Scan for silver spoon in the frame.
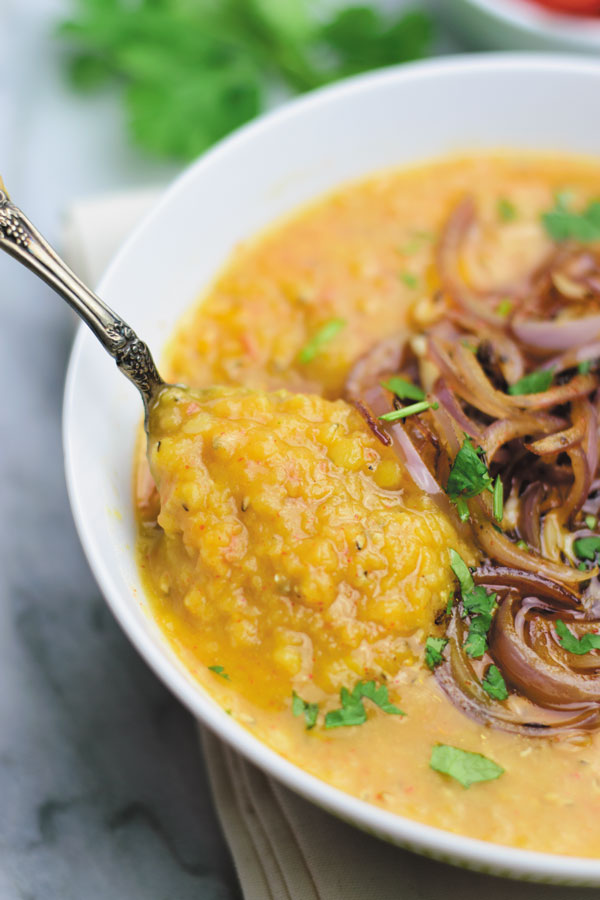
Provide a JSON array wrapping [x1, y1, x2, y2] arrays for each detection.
[[0, 185, 165, 426]]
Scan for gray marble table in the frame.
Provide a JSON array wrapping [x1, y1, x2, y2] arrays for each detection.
[[0, 0, 464, 896]]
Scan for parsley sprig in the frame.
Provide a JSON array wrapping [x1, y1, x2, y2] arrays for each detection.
[[59, 1, 433, 160], [208, 665, 230, 680]]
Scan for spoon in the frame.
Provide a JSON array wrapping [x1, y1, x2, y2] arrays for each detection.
[[0, 185, 165, 426]]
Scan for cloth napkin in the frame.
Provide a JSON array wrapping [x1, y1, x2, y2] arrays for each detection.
[[62, 188, 598, 900]]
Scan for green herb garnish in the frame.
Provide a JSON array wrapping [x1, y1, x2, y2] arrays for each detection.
[[579, 360, 593, 375], [424, 636, 448, 670], [400, 272, 418, 289], [493, 476, 503, 523], [292, 691, 319, 729], [516, 539, 529, 551], [208, 665, 230, 680], [585, 514, 597, 530], [59, 1, 433, 161], [446, 436, 493, 507], [378, 400, 438, 422], [298, 318, 346, 363], [449, 548, 474, 594], [481, 665, 509, 701], [543, 195, 600, 243], [429, 744, 504, 789], [380, 376, 425, 402], [462, 585, 497, 617], [555, 620, 600, 656], [497, 198, 517, 223], [496, 298, 513, 318], [325, 679, 405, 729], [573, 536, 600, 561], [508, 368, 554, 396], [463, 614, 492, 659]]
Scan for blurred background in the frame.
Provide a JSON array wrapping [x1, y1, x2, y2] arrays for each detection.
[[0, 1, 598, 898]]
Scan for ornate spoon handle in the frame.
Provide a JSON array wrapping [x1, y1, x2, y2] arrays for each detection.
[[0, 188, 164, 418]]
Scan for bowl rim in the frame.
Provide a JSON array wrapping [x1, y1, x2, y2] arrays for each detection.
[[455, 0, 600, 40], [63, 52, 600, 882]]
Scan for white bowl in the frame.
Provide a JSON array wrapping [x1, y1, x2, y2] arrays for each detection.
[[448, 0, 600, 53], [64, 54, 600, 885]]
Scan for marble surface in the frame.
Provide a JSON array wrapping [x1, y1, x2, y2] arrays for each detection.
[[0, 1, 463, 897]]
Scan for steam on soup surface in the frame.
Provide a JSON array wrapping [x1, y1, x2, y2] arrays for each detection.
[[136, 154, 600, 856]]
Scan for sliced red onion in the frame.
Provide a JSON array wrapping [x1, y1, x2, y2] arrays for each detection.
[[512, 314, 600, 352]]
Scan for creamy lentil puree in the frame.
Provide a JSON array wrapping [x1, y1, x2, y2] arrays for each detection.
[[137, 154, 600, 856]]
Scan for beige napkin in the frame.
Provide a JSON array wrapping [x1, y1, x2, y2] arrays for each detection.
[[63, 188, 598, 900]]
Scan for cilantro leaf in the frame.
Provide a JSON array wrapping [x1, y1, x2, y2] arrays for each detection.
[[579, 360, 593, 375], [481, 665, 509, 701], [462, 586, 497, 617], [507, 368, 554, 396], [464, 613, 492, 658], [543, 196, 600, 243], [298, 318, 346, 363], [496, 298, 513, 318], [59, 1, 433, 161], [555, 620, 600, 656], [380, 376, 425, 402], [449, 549, 474, 594], [208, 665, 230, 680], [446, 436, 493, 502], [430, 744, 504, 788], [400, 271, 418, 289], [325, 679, 404, 728], [424, 636, 448, 670], [497, 197, 517, 222], [292, 691, 319, 729], [573, 536, 600, 561]]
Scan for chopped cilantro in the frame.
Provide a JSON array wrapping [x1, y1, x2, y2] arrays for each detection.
[[462, 585, 497, 617], [455, 497, 470, 522], [573, 536, 600, 561], [516, 539, 529, 551], [380, 376, 425, 402], [555, 620, 600, 656], [298, 318, 346, 363], [579, 360, 593, 375], [424, 636, 448, 670], [400, 271, 418, 288], [481, 665, 509, 701], [585, 515, 597, 530], [208, 665, 230, 680], [508, 368, 554, 396], [325, 679, 405, 729], [58, 2, 434, 161], [292, 691, 319, 729], [429, 744, 504, 788], [493, 476, 503, 523], [543, 196, 600, 243], [446, 436, 493, 504], [446, 592, 454, 615], [463, 615, 492, 658], [378, 400, 438, 421], [496, 298, 513, 318], [449, 549, 474, 594], [497, 197, 517, 223]]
